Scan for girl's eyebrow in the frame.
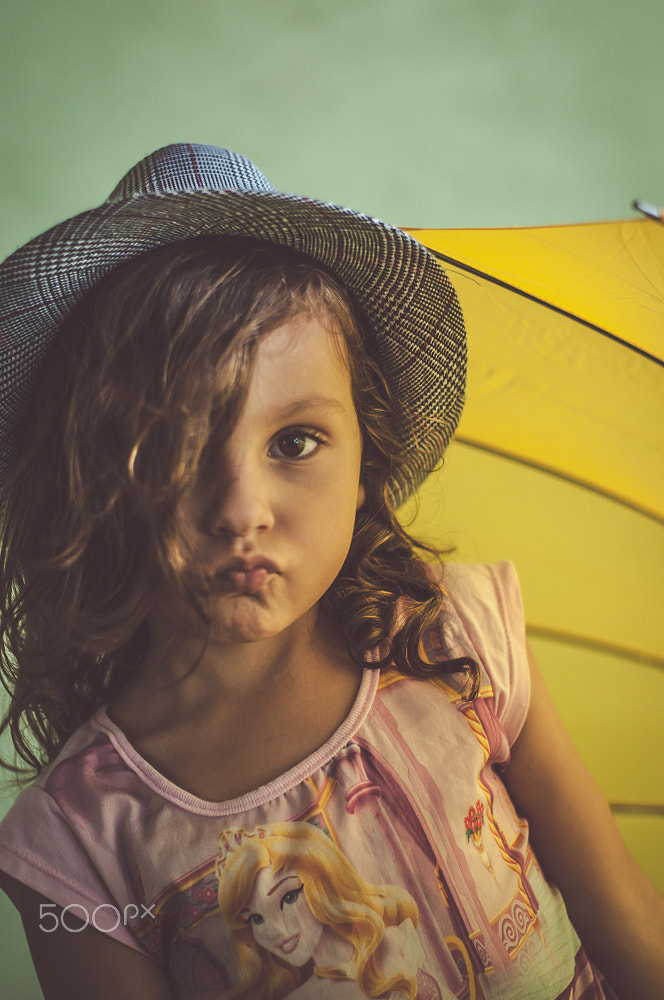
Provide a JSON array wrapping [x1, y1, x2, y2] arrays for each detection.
[[277, 396, 349, 419]]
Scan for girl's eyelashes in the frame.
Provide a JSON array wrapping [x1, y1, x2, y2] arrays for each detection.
[[195, 426, 326, 485], [267, 428, 326, 460]]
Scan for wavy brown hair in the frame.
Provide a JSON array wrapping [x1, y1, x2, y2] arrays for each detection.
[[0, 237, 477, 779]]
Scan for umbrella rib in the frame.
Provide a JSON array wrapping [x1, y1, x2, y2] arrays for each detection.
[[525, 623, 664, 672], [455, 436, 663, 527], [609, 802, 664, 816], [430, 250, 664, 369]]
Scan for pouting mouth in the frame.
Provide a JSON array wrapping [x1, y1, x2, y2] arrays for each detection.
[[216, 555, 280, 576], [213, 564, 279, 595]]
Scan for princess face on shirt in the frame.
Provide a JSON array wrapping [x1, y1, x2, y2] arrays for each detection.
[[239, 865, 326, 967], [217, 821, 423, 999]]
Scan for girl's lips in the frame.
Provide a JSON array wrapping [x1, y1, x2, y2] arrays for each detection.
[[277, 932, 301, 955], [210, 555, 280, 595], [218, 566, 275, 594]]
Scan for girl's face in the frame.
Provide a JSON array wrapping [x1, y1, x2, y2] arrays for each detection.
[[169, 314, 365, 644], [240, 864, 323, 966]]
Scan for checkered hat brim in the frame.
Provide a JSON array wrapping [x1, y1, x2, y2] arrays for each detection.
[[0, 143, 466, 506]]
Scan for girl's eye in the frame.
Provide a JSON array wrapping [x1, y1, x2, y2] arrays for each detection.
[[247, 912, 265, 926], [268, 431, 323, 460], [280, 885, 304, 909]]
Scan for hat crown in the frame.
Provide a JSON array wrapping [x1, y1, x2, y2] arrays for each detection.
[[106, 143, 276, 202], [0, 141, 465, 504]]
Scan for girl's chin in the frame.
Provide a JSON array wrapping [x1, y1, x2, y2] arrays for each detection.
[[206, 595, 302, 646], [149, 580, 327, 648]]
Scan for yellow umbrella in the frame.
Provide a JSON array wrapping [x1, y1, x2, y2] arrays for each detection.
[[399, 217, 664, 891]]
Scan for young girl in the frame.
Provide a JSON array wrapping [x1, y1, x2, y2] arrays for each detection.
[[0, 143, 661, 1000]]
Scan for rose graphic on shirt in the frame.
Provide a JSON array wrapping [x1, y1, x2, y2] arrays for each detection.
[[464, 800, 495, 878]]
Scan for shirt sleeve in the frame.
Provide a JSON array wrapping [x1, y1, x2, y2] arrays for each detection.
[[0, 783, 144, 952], [443, 560, 531, 746]]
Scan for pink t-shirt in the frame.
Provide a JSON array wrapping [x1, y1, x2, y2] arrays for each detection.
[[0, 562, 617, 999]]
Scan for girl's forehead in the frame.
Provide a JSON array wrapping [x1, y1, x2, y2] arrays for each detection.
[[256, 312, 350, 368], [248, 316, 356, 408]]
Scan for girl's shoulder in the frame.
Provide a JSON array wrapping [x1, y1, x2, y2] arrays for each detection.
[[4, 711, 109, 796], [433, 560, 528, 706], [433, 559, 524, 639], [380, 560, 530, 747]]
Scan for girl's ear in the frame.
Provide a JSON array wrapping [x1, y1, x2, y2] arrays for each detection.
[[356, 482, 366, 510]]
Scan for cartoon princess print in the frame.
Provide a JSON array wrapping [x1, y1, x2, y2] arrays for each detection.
[[216, 821, 429, 999]]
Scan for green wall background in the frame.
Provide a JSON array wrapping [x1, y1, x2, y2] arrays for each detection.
[[1, 1, 662, 995]]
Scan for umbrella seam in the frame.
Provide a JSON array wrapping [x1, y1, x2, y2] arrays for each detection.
[[525, 624, 664, 672], [429, 249, 664, 369], [609, 803, 664, 816], [454, 437, 663, 527]]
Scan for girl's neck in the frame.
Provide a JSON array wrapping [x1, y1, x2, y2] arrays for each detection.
[[107, 607, 363, 802], [136, 603, 343, 701]]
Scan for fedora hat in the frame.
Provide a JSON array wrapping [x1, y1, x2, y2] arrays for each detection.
[[0, 143, 466, 505]]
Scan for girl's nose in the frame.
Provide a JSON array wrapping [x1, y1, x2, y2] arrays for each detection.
[[204, 460, 275, 539]]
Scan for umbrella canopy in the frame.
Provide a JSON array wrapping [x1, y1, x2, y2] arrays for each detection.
[[399, 218, 664, 892]]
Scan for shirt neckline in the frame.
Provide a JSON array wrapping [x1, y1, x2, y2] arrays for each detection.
[[92, 667, 379, 817]]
